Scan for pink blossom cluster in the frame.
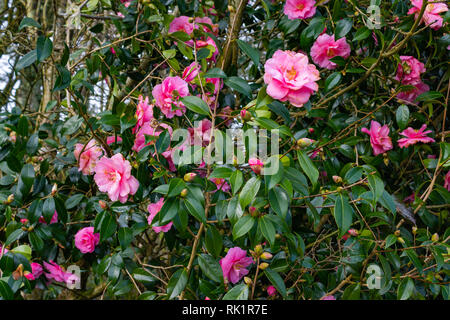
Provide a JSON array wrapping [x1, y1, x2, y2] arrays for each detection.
[[395, 56, 429, 102], [310, 34, 351, 70], [407, 0, 448, 30]]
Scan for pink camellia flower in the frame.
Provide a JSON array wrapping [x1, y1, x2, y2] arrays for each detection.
[[249, 158, 264, 175], [310, 34, 351, 70], [94, 154, 139, 203], [152, 76, 189, 118], [398, 124, 435, 148], [407, 0, 448, 30], [44, 261, 78, 284], [444, 171, 450, 191], [267, 285, 277, 297], [147, 198, 173, 233], [361, 120, 393, 156], [395, 56, 426, 85], [25, 262, 44, 281], [0, 246, 8, 257], [194, 17, 219, 35], [39, 211, 58, 224], [284, 0, 317, 20], [342, 229, 358, 240], [321, 295, 336, 300], [264, 50, 320, 107], [182, 62, 200, 82], [169, 16, 194, 34], [74, 139, 103, 175], [132, 122, 173, 152], [20, 218, 28, 224], [74, 227, 100, 254], [188, 119, 213, 147], [205, 297, 211, 300], [211, 178, 231, 193], [195, 37, 219, 62], [206, 77, 223, 95], [396, 81, 430, 102], [219, 247, 253, 284], [106, 136, 123, 145], [134, 95, 154, 132]]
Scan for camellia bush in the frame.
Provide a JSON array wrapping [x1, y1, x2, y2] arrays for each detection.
[[0, 0, 449, 300]]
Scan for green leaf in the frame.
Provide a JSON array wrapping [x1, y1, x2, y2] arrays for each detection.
[[335, 18, 353, 39], [204, 67, 227, 79], [224, 77, 252, 97], [385, 234, 397, 249], [36, 36, 53, 62], [184, 197, 206, 223], [167, 178, 186, 198], [259, 216, 276, 246], [415, 91, 444, 102], [236, 39, 260, 66], [334, 194, 353, 237], [42, 197, 56, 223], [16, 50, 37, 70], [205, 226, 223, 257], [181, 96, 210, 115], [0, 281, 14, 300], [19, 17, 41, 30], [232, 215, 255, 240], [405, 249, 423, 274], [268, 186, 289, 218], [53, 65, 71, 91], [229, 170, 243, 194], [28, 232, 44, 253], [324, 72, 342, 92], [118, 227, 133, 250], [5, 229, 26, 246], [297, 150, 319, 186], [353, 26, 371, 41], [222, 283, 249, 300], [239, 177, 261, 208], [264, 268, 287, 298], [26, 133, 39, 155], [368, 174, 384, 203], [96, 211, 117, 242], [396, 105, 409, 130], [397, 278, 414, 300], [65, 194, 84, 209], [198, 254, 223, 283], [167, 269, 188, 299], [209, 167, 234, 179]]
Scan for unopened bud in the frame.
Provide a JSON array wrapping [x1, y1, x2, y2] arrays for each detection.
[[228, 5, 235, 12], [99, 200, 107, 210], [348, 229, 358, 236], [51, 183, 58, 196], [336, 186, 343, 193], [184, 172, 197, 182], [296, 138, 314, 148], [308, 128, 314, 134], [249, 206, 258, 217], [412, 226, 417, 235], [180, 188, 188, 198], [332, 175, 343, 183], [259, 262, 269, 270], [394, 230, 401, 237], [397, 236, 405, 244], [275, 234, 281, 239], [4, 194, 14, 204], [20, 218, 28, 224], [261, 252, 273, 260], [240, 109, 252, 122], [244, 277, 252, 286], [431, 233, 439, 242], [9, 131, 16, 143], [254, 244, 263, 256], [383, 156, 389, 166]]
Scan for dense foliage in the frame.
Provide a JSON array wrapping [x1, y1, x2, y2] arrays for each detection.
[[0, 0, 449, 300]]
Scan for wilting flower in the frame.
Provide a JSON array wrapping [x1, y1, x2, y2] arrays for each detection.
[[74, 140, 103, 175], [396, 81, 429, 102], [361, 121, 393, 156], [135, 95, 154, 132], [153, 76, 189, 118], [445, 171, 450, 191], [75, 227, 100, 254], [147, 198, 173, 233], [395, 56, 426, 85], [267, 285, 277, 297], [169, 16, 194, 34], [398, 124, 435, 148], [407, 0, 448, 30], [25, 262, 44, 281], [94, 154, 139, 203], [310, 34, 351, 70], [182, 62, 200, 82], [39, 211, 58, 224], [284, 0, 317, 20], [220, 247, 253, 284], [249, 158, 264, 175], [264, 50, 320, 107], [44, 261, 77, 284]]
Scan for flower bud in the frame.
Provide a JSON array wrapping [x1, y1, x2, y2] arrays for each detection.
[[394, 230, 401, 237], [240, 109, 252, 122], [261, 252, 273, 260], [9, 131, 16, 143], [332, 175, 343, 183], [99, 200, 108, 210], [348, 229, 358, 236], [184, 172, 197, 182], [180, 188, 188, 198], [431, 233, 439, 242], [244, 277, 252, 286], [20, 218, 28, 224], [249, 206, 259, 217], [308, 128, 315, 134], [397, 236, 405, 244], [296, 138, 314, 148], [259, 262, 269, 270], [254, 244, 263, 256], [51, 183, 58, 196], [275, 233, 281, 239], [412, 226, 417, 235], [336, 186, 343, 193], [4, 194, 14, 204]]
